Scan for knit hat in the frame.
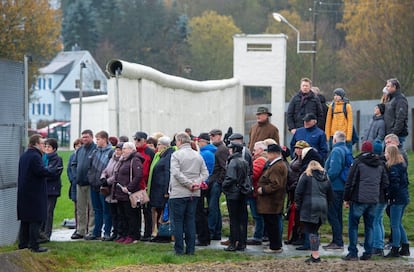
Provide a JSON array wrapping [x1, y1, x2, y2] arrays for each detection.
[[361, 141, 373, 153], [294, 140, 310, 149], [333, 88, 346, 99], [376, 103, 385, 115], [109, 136, 118, 146], [373, 140, 383, 155]]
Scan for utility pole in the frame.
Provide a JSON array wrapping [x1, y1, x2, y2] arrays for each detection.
[[311, 1, 318, 84]]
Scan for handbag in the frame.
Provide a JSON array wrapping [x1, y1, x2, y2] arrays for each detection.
[[130, 190, 150, 208], [127, 159, 150, 208]]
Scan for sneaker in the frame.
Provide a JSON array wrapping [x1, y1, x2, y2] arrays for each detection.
[[102, 235, 112, 242], [342, 253, 358, 261], [360, 253, 372, 261], [322, 243, 343, 250], [224, 245, 237, 252], [123, 236, 138, 244], [84, 234, 98, 240], [115, 236, 126, 243], [372, 248, 384, 257], [246, 239, 262, 246], [70, 233, 84, 240], [305, 255, 321, 263], [263, 248, 283, 254]]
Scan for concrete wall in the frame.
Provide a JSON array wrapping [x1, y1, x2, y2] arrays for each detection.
[[70, 95, 109, 139]]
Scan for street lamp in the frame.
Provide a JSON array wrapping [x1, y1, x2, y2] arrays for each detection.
[[272, 12, 317, 81], [78, 62, 86, 136]]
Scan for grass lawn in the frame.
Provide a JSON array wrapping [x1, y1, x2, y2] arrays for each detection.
[[0, 150, 412, 271]]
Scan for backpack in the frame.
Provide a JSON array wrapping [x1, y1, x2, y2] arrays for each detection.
[[331, 101, 359, 145], [337, 146, 354, 182]]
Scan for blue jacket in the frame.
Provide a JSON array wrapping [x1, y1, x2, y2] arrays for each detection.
[[200, 143, 217, 181], [387, 163, 409, 205], [325, 142, 348, 191], [67, 151, 77, 201], [290, 125, 328, 160], [71, 142, 97, 186]]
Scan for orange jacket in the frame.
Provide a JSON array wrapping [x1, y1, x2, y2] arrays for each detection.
[[325, 101, 353, 142]]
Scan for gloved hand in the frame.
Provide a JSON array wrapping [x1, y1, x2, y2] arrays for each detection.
[[100, 178, 108, 187]]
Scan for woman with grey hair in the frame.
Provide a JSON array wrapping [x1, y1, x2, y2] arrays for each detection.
[[148, 136, 176, 241], [113, 141, 145, 244]]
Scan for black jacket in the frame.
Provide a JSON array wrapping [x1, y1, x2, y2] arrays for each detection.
[[344, 152, 389, 204], [383, 90, 408, 137], [222, 153, 248, 200], [210, 141, 229, 183], [287, 91, 323, 131], [295, 169, 333, 224]]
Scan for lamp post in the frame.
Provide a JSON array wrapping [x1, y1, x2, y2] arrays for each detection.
[[78, 62, 86, 136], [272, 12, 317, 82]]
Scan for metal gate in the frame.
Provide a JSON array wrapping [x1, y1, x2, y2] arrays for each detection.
[[0, 59, 24, 246]]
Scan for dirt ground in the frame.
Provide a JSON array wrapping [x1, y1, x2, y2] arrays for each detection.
[[108, 259, 414, 272]]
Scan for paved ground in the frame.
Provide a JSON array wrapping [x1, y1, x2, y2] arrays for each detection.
[[51, 228, 414, 260]]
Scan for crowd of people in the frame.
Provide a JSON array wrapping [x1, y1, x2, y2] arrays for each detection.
[[17, 77, 410, 262]]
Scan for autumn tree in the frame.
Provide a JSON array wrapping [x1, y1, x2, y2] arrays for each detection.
[[0, 0, 61, 81], [187, 10, 241, 80], [61, 0, 99, 52], [338, 0, 414, 98]]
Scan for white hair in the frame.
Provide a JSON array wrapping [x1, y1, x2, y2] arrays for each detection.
[[123, 142, 136, 150]]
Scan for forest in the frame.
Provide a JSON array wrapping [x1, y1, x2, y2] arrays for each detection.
[[1, 0, 413, 100]]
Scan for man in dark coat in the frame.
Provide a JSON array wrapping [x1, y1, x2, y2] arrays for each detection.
[[383, 78, 408, 147], [287, 78, 324, 134], [17, 134, 58, 253]]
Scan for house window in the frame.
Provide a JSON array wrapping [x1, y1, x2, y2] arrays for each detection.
[[42, 104, 46, 115], [42, 78, 46, 90], [37, 103, 41, 115], [31, 103, 35, 115], [46, 104, 52, 116], [93, 80, 100, 89], [75, 79, 80, 89], [38, 78, 42, 90], [48, 78, 52, 90]]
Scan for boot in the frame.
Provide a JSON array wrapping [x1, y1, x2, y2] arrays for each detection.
[[384, 247, 400, 258], [399, 243, 410, 256]]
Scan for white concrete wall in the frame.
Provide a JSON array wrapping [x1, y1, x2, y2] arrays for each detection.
[[105, 60, 242, 140], [69, 34, 288, 147], [70, 95, 109, 139]]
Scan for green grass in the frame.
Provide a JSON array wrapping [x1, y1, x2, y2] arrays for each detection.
[[0, 151, 413, 271]]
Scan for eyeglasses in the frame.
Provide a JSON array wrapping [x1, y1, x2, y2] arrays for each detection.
[[134, 138, 142, 142]]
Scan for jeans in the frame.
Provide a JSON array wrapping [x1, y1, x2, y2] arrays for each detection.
[[227, 197, 248, 247], [348, 202, 375, 256], [208, 182, 222, 239], [90, 189, 112, 237], [372, 203, 387, 249], [327, 190, 344, 246], [247, 198, 264, 241], [170, 197, 199, 255], [390, 204, 408, 247]]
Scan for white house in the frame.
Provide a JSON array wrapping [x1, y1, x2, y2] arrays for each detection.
[[30, 50, 107, 126]]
